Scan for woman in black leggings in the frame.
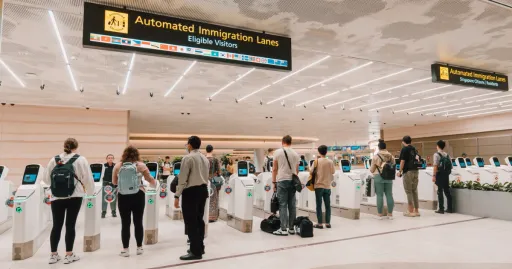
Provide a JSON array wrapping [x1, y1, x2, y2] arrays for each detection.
[[113, 146, 156, 257], [43, 138, 95, 265]]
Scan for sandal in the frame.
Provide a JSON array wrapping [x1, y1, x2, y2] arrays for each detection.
[[314, 224, 324, 229], [403, 211, 416, 217]]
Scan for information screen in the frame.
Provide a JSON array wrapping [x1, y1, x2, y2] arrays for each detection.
[[492, 157, 501, 167], [431, 63, 508, 91], [458, 158, 467, 168], [465, 158, 472, 166], [173, 163, 181, 175], [238, 161, 249, 177], [395, 158, 400, 171], [238, 169, 248, 177], [146, 163, 158, 178], [341, 160, 351, 173], [92, 172, 101, 182], [83, 2, 292, 71], [90, 164, 103, 183], [22, 165, 40, 185], [476, 158, 485, 167], [452, 159, 458, 167]]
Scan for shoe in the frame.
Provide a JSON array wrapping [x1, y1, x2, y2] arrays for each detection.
[[136, 247, 144, 255], [112, 211, 117, 218], [273, 229, 288, 236], [180, 253, 202, 261], [374, 215, 384, 220], [314, 224, 324, 229], [120, 249, 130, 257], [101, 211, 106, 219], [288, 228, 296, 235], [187, 249, 205, 255], [325, 224, 332, 228], [446, 209, 453, 213], [435, 210, 445, 214], [403, 212, 416, 217], [63, 254, 80, 264], [387, 215, 394, 220], [49, 254, 61, 264]]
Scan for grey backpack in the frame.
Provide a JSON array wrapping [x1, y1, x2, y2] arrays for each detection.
[[118, 162, 140, 195]]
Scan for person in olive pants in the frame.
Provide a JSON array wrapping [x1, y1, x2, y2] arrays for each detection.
[[370, 140, 395, 219]]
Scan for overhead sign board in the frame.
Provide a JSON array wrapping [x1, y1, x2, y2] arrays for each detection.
[[83, 2, 292, 71], [431, 63, 509, 91]]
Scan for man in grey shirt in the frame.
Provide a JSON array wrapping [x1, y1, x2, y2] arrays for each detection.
[[432, 140, 453, 214], [272, 135, 300, 236], [174, 136, 209, 260]]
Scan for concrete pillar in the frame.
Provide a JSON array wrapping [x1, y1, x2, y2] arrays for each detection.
[[253, 149, 265, 173]]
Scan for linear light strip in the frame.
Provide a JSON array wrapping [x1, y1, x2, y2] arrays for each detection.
[[238, 56, 330, 102], [372, 77, 431, 95], [209, 68, 255, 99], [0, 59, 26, 87], [461, 92, 500, 100], [483, 99, 512, 106], [122, 53, 136, 95], [393, 102, 446, 113], [425, 105, 481, 116], [269, 61, 374, 104], [368, 99, 420, 111], [410, 85, 451, 96], [308, 62, 374, 88], [447, 107, 498, 116], [325, 94, 370, 108], [49, 10, 78, 91], [458, 108, 512, 118], [267, 88, 307, 104], [349, 97, 399, 110], [342, 68, 413, 91], [466, 93, 512, 104], [422, 87, 473, 100], [408, 103, 462, 114], [164, 60, 196, 97], [296, 91, 340, 107]]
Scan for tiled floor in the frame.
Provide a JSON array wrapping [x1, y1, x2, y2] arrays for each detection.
[[0, 205, 511, 269]]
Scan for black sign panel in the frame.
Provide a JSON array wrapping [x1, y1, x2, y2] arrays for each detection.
[[431, 63, 509, 91], [83, 2, 292, 71]]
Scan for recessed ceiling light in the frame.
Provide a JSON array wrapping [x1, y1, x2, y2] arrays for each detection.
[[325, 94, 369, 108], [49, 10, 77, 91], [368, 99, 420, 111], [483, 99, 512, 106], [372, 77, 431, 95], [466, 93, 512, 103], [0, 59, 26, 87], [425, 105, 481, 116], [408, 103, 462, 114], [460, 92, 500, 100], [164, 61, 197, 97], [296, 91, 340, 107], [411, 85, 451, 96], [447, 107, 498, 116], [458, 108, 512, 118], [342, 68, 413, 92], [422, 87, 473, 100], [122, 53, 136, 95], [393, 102, 446, 113], [208, 68, 255, 100], [349, 97, 399, 110]]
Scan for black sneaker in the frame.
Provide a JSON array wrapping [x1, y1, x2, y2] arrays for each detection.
[[101, 211, 106, 219], [446, 209, 453, 214], [435, 210, 445, 214], [112, 211, 117, 218]]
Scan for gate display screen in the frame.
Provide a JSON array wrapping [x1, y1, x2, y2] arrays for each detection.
[[452, 159, 458, 167], [492, 157, 501, 167], [457, 158, 466, 168], [341, 160, 351, 173], [83, 2, 292, 71], [395, 158, 400, 170], [476, 158, 485, 167], [146, 163, 158, 178], [0, 166, 3, 178], [238, 162, 248, 177], [22, 165, 40, 185], [508, 157, 512, 165], [465, 158, 472, 166], [90, 164, 103, 183], [173, 162, 181, 176]]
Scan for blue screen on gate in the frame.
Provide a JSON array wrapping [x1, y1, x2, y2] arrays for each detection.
[[150, 170, 157, 178], [238, 169, 248, 177], [477, 159, 485, 167], [23, 174, 36, 184], [299, 165, 305, 172], [174, 169, 180, 175], [493, 157, 501, 167], [92, 172, 101, 182], [452, 160, 457, 167]]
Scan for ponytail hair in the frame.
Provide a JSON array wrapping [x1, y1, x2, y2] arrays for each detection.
[[378, 139, 386, 150], [64, 138, 79, 154]]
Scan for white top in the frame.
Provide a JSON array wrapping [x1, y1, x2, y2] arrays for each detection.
[[162, 162, 171, 176], [43, 153, 95, 200], [273, 147, 300, 182]]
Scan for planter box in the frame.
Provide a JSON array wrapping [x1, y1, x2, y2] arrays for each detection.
[[452, 188, 512, 221]]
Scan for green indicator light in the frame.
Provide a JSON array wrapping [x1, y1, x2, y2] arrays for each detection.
[[87, 202, 93, 209], [247, 192, 252, 197], [15, 207, 22, 213], [148, 199, 154, 205]]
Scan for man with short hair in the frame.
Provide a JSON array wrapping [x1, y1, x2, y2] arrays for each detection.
[[397, 135, 420, 217], [102, 154, 117, 218], [162, 156, 172, 183], [174, 136, 209, 260], [432, 140, 453, 214], [272, 135, 300, 236]]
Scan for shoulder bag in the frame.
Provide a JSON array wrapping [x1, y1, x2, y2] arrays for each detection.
[[283, 148, 302, 193], [306, 159, 317, 191]]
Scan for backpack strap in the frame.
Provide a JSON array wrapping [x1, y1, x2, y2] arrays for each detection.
[[376, 154, 383, 175]]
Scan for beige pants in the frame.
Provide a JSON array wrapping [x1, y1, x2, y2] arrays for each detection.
[[403, 170, 419, 209]]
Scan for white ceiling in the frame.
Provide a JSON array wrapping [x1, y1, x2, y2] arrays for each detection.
[[0, 0, 511, 146]]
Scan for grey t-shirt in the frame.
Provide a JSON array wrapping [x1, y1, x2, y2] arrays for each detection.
[[433, 150, 448, 166], [273, 147, 300, 181]]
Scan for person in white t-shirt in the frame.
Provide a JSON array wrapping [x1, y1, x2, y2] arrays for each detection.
[[272, 135, 300, 236], [162, 156, 172, 182]]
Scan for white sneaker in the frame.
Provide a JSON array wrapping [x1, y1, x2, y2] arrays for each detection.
[[387, 215, 394, 220], [120, 249, 130, 257], [288, 228, 296, 235], [63, 254, 80, 264], [374, 215, 384, 220], [49, 254, 61, 264], [136, 247, 144, 255], [273, 229, 288, 236]]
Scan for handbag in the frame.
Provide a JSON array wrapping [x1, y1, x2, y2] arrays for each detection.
[[306, 159, 317, 191], [170, 174, 179, 193], [210, 158, 224, 188], [270, 192, 279, 214], [283, 148, 302, 193]]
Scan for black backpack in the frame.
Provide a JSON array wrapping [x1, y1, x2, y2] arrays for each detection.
[[260, 214, 281, 233], [437, 153, 452, 175], [376, 154, 395, 180], [170, 174, 179, 193], [50, 155, 82, 198], [407, 147, 422, 170], [294, 216, 314, 238], [270, 192, 279, 214]]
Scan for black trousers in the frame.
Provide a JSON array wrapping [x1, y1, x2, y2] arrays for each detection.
[[118, 190, 145, 248], [436, 174, 452, 211], [182, 184, 208, 256], [50, 197, 83, 252]]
